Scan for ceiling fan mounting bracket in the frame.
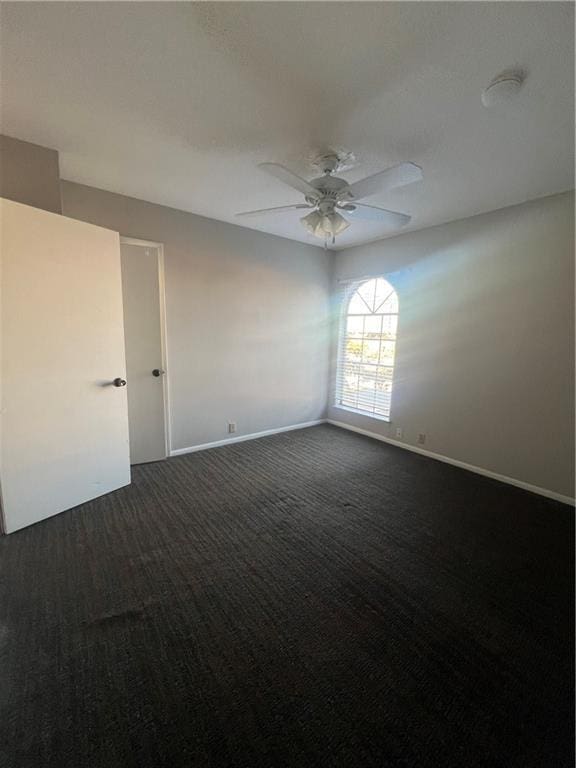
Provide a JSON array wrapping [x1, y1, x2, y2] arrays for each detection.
[[310, 149, 355, 176]]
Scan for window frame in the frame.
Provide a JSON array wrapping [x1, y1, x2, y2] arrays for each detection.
[[334, 277, 399, 423]]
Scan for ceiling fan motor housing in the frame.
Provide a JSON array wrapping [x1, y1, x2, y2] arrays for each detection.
[[306, 175, 350, 211]]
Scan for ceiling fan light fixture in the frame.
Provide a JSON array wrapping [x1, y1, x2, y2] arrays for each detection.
[[300, 210, 323, 236], [322, 211, 350, 236], [301, 210, 350, 239]]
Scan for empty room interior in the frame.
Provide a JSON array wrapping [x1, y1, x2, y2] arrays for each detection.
[[0, 2, 574, 767]]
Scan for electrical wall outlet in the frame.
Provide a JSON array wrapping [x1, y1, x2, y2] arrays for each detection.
[[395, 427, 403, 439], [228, 422, 237, 434], [417, 432, 426, 445]]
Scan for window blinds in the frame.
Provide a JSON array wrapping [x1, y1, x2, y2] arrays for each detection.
[[334, 277, 398, 421]]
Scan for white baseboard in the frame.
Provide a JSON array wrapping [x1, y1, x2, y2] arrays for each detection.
[[170, 419, 327, 457], [327, 419, 575, 507], [170, 416, 574, 506]]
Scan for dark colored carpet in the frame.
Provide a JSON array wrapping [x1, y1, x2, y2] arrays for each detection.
[[0, 424, 573, 768]]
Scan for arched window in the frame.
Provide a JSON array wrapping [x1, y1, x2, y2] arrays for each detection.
[[335, 277, 399, 420]]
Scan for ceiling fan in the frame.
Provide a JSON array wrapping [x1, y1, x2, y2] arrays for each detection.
[[236, 152, 423, 245]]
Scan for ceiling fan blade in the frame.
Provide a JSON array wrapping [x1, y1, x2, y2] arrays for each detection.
[[340, 203, 411, 227], [258, 163, 320, 198], [236, 203, 313, 218], [346, 162, 423, 201]]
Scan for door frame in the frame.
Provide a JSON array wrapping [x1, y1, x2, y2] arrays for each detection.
[[120, 237, 172, 459]]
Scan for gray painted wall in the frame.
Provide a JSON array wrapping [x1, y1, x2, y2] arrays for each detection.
[[0, 134, 61, 213], [7, 127, 569, 497], [61, 181, 332, 452], [328, 192, 575, 498]]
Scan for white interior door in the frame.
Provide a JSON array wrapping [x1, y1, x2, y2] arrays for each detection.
[[0, 198, 131, 533], [120, 240, 169, 464]]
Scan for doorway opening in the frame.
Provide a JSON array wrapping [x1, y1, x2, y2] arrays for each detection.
[[120, 237, 171, 464]]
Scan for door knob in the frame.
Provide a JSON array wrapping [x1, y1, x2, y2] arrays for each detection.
[[113, 378, 127, 387], [152, 369, 165, 377]]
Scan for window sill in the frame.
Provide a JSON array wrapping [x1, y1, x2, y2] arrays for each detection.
[[332, 405, 391, 423]]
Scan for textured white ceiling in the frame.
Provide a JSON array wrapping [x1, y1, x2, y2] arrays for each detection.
[[1, 2, 573, 249]]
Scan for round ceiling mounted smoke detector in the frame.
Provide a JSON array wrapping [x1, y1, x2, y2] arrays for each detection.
[[481, 71, 525, 108]]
